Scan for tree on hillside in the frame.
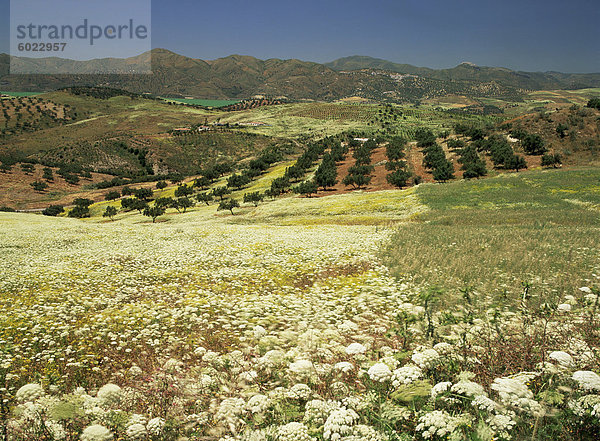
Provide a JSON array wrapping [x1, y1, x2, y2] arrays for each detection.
[[386, 137, 407, 161], [212, 186, 231, 201], [227, 173, 251, 190], [243, 192, 264, 207], [156, 180, 168, 190], [68, 198, 93, 218], [173, 197, 194, 213], [218, 198, 240, 215], [587, 98, 600, 110], [507, 155, 527, 172], [174, 184, 193, 197], [556, 123, 569, 139], [415, 128, 436, 147], [42, 167, 54, 181], [143, 205, 166, 223], [103, 206, 118, 221], [192, 177, 210, 190], [105, 190, 121, 201], [196, 192, 213, 205], [521, 134, 547, 155], [343, 172, 372, 189], [314, 156, 337, 190], [541, 153, 562, 168], [134, 188, 154, 200], [42, 205, 64, 217], [432, 160, 455, 182], [386, 169, 412, 188], [293, 180, 318, 197], [30, 180, 48, 192]]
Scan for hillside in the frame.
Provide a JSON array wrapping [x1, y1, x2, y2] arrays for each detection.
[[3, 49, 600, 103], [326, 55, 600, 90]]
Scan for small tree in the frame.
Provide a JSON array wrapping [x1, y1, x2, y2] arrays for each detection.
[[432, 160, 455, 182], [293, 180, 319, 197], [556, 123, 569, 139], [541, 153, 562, 168], [212, 186, 231, 201], [314, 156, 338, 190], [386, 169, 412, 188], [196, 192, 213, 205], [522, 134, 547, 155], [42, 205, 64, 216], [143, 205, 166, 223], [243, 192, 264, 207], [156, 180, 168, 190], [42, 167, 54, 181], [174, 197, 194, 213], [507, 154, 527, 172], [103, 206, 118, 220], [174, 184, 193, 197], [218, 198, 240, 215], [20, 163, 34, 175], [134, 188, 154, 200], [105, 190, 121, 201], [227, 173, 251, 190], [192, 176, 210, 190], [30, 180, 48, 192], [587, 98, 600, 110]]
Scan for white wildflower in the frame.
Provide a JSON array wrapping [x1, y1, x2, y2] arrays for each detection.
[[573, 371, 600, 391], [392, 365, 422, 387], [345, 343, 367, 355], [15, 383, 44, 403], [323, 407, 359, 440], [80, 424, 113, 441], [367, 363, 392, 382]]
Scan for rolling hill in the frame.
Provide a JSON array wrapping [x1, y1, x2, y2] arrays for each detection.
[[326, 55, 600, 90], [3, 49, 599, 102]]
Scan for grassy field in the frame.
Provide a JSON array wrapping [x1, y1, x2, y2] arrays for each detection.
[[2, 167, 600, 440], [384, 167, 600, 304], [0, 91, 43, 97]]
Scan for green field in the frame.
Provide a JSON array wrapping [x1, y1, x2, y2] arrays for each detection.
[[384, 167, 600, 304], [0, 91, 43, 97]]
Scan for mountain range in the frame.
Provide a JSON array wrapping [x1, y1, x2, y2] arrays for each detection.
[[2, 49, 599, 102]]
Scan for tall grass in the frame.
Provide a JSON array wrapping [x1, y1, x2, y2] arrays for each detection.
[[383, 168, 600, 304]]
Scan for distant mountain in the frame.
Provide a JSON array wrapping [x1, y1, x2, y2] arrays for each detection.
[[1, 50, 599, 102], [326, 55, 600, 90]]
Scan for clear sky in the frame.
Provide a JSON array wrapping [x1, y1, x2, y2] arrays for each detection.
[[1, 0, 598, 72]]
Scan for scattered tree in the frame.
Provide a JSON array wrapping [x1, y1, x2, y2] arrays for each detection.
[[243, 192, 264, 206], [103, 206, 118, 220], [293, 180, 319, 197], [105, 191, 120, 201], [196, 192, 213, 205], [143, 205, 166, 223], [42, 205, 64, 216], [541, 153, 562, 168], [30, 180, 48, 192], [218, 198, 240, 215]]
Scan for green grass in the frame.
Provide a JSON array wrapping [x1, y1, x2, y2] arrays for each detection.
[[0, 91, 43, 97], [383, 167, 600, 304]]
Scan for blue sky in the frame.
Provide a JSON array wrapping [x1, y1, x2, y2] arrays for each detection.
[[1, 0, 599, 72]]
